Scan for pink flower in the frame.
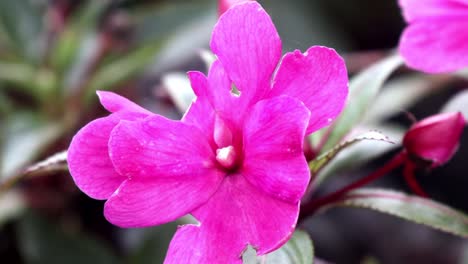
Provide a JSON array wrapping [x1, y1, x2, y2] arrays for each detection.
[[68, 2, 348, 263], [398, 0, 468, 73], [218, 0, 254, 16], [403, 112, 466, 167]]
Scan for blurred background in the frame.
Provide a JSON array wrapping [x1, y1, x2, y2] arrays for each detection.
[[0, 0, 467, 263]]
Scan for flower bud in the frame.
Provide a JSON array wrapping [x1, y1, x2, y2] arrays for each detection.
[[403, 112, 466, 167], [218, 0, 254, 16]]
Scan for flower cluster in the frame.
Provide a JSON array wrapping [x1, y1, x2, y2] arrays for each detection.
[[68, 2, 348, 263]]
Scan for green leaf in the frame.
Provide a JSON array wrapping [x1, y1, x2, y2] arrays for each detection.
[[0, 61, 36, 92], [243, 230, 314, 264], [86, 43, 162, 95], [334, 188, 468, 238], [310, 131, 394, 186], [0, 86, 13, 115], [321, 54, 403, 152], [0, 0, 44, 62], [364, 74, 445, 123], [441, 90, 468, 121], [16, 211, 118, 264]]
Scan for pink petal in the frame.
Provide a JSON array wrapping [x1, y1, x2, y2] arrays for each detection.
[[165, 174, 299, 263], [183, 60, 238, 143], [210, 2, 281, 103], [399, 18, 468, 73], [68, 93, 153, 199], [399, 0, 468, 22], [68, 116, 126, 200], [242, 96, 311, 203], [104, 176, 222, 228], [97, 91, 153, 115], [105, 115, 224, 227], [182, 97, 216, 147], [187, 60, 233, 115], [218, 0, 255, 16], [269, 46, 349, 134]]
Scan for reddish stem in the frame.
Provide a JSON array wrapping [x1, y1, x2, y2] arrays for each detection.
[[403, 161, 429, 198], [299, 151, 406, 221]]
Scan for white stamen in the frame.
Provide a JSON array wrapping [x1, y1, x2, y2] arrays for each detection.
[[216, 146, 236, 169]]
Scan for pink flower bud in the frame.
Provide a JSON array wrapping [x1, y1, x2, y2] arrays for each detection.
[[218, 0, 254, 16], [403, 112, 466, 167]]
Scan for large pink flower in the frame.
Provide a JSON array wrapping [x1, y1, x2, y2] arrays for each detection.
[[398, 0, 468, 73], [68, 2, 348, 263]]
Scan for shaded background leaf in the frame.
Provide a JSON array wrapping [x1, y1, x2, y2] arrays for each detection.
[[334, 188, 468, 237], [16, 211, 118, 264]]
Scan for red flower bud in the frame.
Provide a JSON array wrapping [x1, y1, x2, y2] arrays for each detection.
[[218, 0, 254, 16], [403, 112, 466, 167]]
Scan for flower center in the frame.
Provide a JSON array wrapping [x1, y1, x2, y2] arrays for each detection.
[[216, 145, 237, 170]]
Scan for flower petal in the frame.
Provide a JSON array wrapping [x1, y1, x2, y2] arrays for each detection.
[[242, 96, 310, 203], [210, 2, 281, 102], [399, 18, 468, 73], [97, 91, 153, 115], [399, 0, 468, 22], [68, 93, 153, 199], [182, 97, 216, 147], [68, 116, 126, 200], [106, 115, 224, 227], [104, 176, 222, 228], [165, 174, 299, 263], [187, 60, 234, 114], [269, 46, 348, 134], [183, 60, 240, 145]]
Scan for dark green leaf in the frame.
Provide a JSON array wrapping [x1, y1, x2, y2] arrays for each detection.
[[243, 230, 314, 264], [125, 221, 179, 264], [321, 54, 403, 152], [17, 211, 118, 264], [335, 188, 468, 237]]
